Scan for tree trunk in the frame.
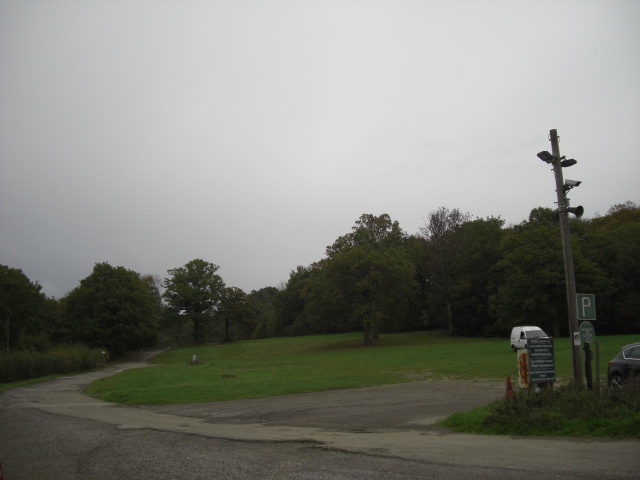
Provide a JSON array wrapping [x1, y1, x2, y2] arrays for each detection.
[[446, 299, 454, 335], [192, 317, 201, 344], [363, 322, 373, 346], [223, 317, 230, 343]]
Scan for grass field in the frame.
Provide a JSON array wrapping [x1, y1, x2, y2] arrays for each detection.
[[84, 331, 639, 405]]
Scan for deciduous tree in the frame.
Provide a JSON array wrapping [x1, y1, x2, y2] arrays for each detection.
[[490, 210, 608, 337], [163, 259, 225, 344], [64, 262, 159, 355], [248, 286, 280, 339], [449, 216, 505, 336], [217, 287, 253, 342], [580, 205, 640, 333], [306, 214, 416, 345], [418, 207, 471, 334], [274, 266, 312, 337], [0, 265, 49, 351]]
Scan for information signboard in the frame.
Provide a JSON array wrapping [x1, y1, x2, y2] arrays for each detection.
[[527, 337, 556, 384], [580, 321, 595, 343]]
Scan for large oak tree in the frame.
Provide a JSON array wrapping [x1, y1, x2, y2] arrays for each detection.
[[305, 214, 416, 346], [163, 259, 225, 344]]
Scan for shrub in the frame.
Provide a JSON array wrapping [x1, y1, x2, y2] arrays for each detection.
[[0, 345, 108, 382], [483, 381, 640, 437]]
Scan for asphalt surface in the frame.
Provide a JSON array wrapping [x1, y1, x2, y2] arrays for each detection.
[[1, 350, 639, 479]]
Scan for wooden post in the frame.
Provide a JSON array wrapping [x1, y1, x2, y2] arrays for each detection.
[[549, 129, 582, 383]]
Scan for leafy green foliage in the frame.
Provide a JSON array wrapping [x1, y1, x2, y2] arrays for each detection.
[[64, 262, 159, 356], [305, 214, 416, 344], [464, 380, 640, 437], [582, 222, 640, 333], [0, 344, 106, 382], [417, 207, 472, 334], [248, 286, 282, 338], [448, 217, 505, 336], [163, 259, 225, 344], [217, 287, 253, 342], [491, 222, 567, 335], [489, 211, 612, 337], [272, 267, 311, 337], [0, 265, 50, 350], [3, 202, 639, 350], [265, 204, 640, 341]]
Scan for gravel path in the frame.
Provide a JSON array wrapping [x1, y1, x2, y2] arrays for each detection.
[[146, 379, 503, 432]]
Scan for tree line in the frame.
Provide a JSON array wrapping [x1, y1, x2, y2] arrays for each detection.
[[1, 202, 638, 355]]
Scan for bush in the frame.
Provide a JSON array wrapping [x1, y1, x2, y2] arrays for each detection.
[[17, 332, 53, 353], [0, 345, 108, 382], [483, 380, 640, 437]]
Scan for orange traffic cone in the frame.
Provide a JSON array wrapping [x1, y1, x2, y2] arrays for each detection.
[[506, 375, 514, 399]]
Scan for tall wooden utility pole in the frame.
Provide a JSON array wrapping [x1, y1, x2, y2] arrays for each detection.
[[548, 129, 582, 383]]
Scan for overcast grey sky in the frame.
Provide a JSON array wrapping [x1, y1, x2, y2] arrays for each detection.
[[1, 0, 639, 299]]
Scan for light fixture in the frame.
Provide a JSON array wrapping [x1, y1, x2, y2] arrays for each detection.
[[537, 151, 555, 164], [561, 158, 577, 168]]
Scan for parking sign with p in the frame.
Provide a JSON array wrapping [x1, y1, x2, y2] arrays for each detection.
[[576, 293, 596, 321]]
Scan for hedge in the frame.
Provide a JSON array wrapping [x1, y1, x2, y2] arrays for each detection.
[[0, 345, 108, 382]]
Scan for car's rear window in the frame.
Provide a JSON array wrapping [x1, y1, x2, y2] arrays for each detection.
[[624, 346, 640, 359]]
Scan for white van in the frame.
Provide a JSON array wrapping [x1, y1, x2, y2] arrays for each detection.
[[510, 326, 548, 351]]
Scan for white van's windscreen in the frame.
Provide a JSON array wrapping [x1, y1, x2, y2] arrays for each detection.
[[527, 330, 546, 339]]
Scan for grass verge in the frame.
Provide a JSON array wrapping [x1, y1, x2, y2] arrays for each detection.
[[441, 379, 640, 438]]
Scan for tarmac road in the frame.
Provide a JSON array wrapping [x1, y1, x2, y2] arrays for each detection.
[[1, 351, 638, 479]]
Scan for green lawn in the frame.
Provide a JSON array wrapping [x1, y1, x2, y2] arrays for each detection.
[[84, 331, 638, 405]]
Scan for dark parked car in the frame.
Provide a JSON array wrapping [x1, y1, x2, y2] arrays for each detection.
[[608, 342, 640, 387]]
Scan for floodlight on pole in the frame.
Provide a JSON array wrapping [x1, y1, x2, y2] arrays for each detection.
[[537, 151, 555, 164]]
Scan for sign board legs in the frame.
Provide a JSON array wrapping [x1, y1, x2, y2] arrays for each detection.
[[584, 343, 593, 391]]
